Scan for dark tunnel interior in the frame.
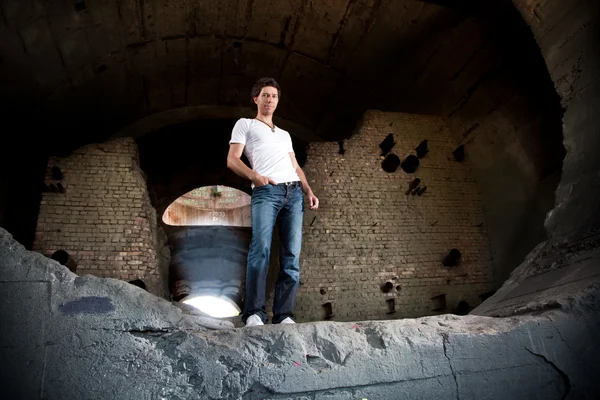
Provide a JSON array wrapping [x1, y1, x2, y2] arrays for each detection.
[[1, 0, 600, 398], [0, 0, 579, 318]]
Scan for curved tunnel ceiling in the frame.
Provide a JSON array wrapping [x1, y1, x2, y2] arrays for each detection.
[[0, 0, 540, 155]]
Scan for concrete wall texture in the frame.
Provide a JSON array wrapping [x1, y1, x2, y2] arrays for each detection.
[[514, 0, 600, 239], [32, 137, 167, 298], [2, 226, 599, 399], [471, 0, 600, 320]]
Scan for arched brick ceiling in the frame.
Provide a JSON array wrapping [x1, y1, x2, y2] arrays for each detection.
[[1, 0, 519, 154]]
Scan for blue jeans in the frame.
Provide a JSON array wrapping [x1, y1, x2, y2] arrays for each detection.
[[243, 182, 304, 324]]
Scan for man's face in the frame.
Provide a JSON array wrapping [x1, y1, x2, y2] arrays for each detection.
[[254, 86, 279, 115]]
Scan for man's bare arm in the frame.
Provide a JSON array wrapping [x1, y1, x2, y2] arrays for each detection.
[[290, 152, 319, 210], [227, 144, 276, 187]]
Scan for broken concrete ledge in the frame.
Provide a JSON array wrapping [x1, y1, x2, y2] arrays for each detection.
[[1, 227, 598, 399]]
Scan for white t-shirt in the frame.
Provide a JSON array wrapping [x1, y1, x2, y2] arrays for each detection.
[[229, 118, 300, 185]]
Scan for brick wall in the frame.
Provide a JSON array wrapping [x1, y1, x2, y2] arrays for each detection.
[[33, 137, 167, 298], [295, 111, 495, 322]]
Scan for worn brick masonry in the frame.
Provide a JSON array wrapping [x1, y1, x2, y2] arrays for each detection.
[[33, 138, 167, 298], [296, 111, 495, 322]]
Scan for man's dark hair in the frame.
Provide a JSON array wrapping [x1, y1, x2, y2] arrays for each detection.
[[251, 77, 281, 102]]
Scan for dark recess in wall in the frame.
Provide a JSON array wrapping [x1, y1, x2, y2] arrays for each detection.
[[465, 2, 566, 179], [0, 146, 47, 249]]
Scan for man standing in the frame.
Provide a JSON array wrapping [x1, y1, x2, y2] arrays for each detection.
[[227, 77, 319, 327]]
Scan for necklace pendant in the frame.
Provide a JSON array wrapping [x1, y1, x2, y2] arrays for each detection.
[[256, 117, 276, 132]]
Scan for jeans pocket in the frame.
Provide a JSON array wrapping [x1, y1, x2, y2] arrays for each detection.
[[253, 184, 269, 192]]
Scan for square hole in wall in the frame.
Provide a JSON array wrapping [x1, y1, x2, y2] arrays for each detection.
[[322, 302, 334, 320], [386, 298, 396, 314], [431, 294, 447, 311]]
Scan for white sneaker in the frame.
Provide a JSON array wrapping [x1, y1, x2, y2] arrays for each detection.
[[280, 317, 295, 324], [245, 314, 264, 327]]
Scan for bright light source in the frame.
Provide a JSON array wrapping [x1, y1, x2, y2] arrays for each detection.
[[181, 295, 241, 318]]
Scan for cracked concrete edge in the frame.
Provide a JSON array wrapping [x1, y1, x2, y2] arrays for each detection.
[[524, 348, 572, 398], [472, 231, 600, 317], [36, 309, 594, 399], [0, 227, 525, 335], [2, 227, 600, 399], [441, 332, 460, 400], [0, 227, 233, 332]]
